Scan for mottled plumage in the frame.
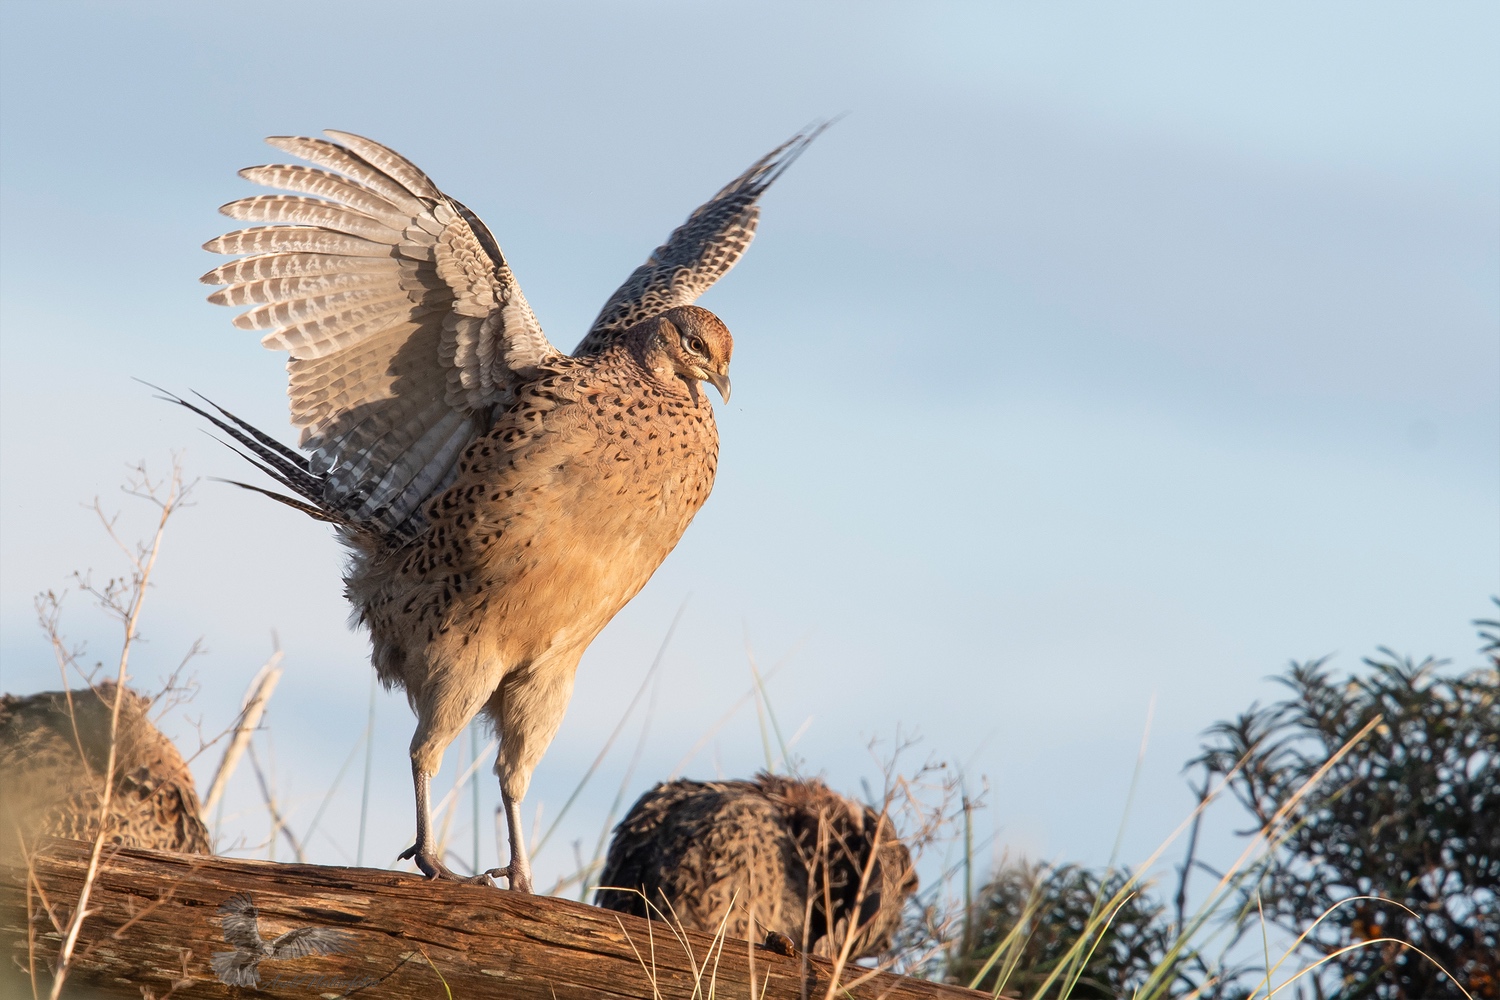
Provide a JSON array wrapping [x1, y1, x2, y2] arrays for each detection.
[[186, 127, 822, 891], [596, 774, 917, 960], [0, 685, 211, 861], [574, 124, 829, 355]]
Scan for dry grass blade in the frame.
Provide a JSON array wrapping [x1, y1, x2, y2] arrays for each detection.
[[1193, 714, 1385, 923], [1054, 697, 1156, 997], [433, 732, 500, 868], [1033, 887, 1139, 1000], [298, 720, 371, 857], [534, 599, 688, 860], [668, 633, 807, 780], [201, 650, 284, 818], [1266, 938, 1476, 1000], [963, 881, 1045, 992], [432, 737, 500, 824], [1250, 894, 1443, 998], [356, 669, 378, 866], [612, 886, 742, 1000], [1126, 714, 1390, 1000], [414, 943, 455, 1000], [820, 807, 886, 997], [246, 738, 303, 862], [580, 660, 665, 900], [46, 460, 191, 1000]]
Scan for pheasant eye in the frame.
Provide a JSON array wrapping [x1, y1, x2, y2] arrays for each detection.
[[689, 337, 705, 355]]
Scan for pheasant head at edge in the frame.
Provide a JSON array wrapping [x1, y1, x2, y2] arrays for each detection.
[[633, 306, 734, 403]]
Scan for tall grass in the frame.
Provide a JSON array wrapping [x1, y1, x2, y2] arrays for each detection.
[[20, 460, 196, 1000], [952, 711, 1479, 1000]]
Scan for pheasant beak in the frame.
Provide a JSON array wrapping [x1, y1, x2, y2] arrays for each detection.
[[706, 370, 732, 403]]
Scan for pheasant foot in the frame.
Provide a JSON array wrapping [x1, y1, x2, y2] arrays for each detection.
[[398, 844, 496, 885], [485, 862, 533, 894]]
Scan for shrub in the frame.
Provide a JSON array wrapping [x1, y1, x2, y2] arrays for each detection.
[[1191, 609, 1500, 999], [950, 860, 1195, 998]]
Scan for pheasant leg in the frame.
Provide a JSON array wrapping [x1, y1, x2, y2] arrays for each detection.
[[483, 654, 578, 894], [398, 765, 495, 885], [497, 789, 534, 893]]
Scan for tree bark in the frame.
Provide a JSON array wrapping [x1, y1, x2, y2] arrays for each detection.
[[1, 840, 982, 999]]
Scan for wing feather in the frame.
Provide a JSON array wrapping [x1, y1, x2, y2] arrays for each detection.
[[238, 164, 411, 226], [202, 131, 560, 536], [204, 226, 393, 258], [574, 122, 829, 355], [355, 408, 475, 520], [265, 136, 427, 214], [287, 327, 413, 427], [201, 252, 391, 286], [260, 298, 428, 357], [325, 129, 444, 201], [207, 270, 395, 308], [218, 195, 405, 243], [231, 287, 412, 331]]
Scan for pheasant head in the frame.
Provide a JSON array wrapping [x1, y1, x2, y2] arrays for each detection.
[[640, 306, 734, 402]]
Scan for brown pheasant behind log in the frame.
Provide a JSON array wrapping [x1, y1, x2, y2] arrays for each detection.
[[0, 684, 210, 862], [596, 774, 917, 960]]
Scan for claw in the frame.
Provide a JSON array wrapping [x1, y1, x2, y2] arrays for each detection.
[[399, 844, 496, 885], [482, 863, 532, 893]]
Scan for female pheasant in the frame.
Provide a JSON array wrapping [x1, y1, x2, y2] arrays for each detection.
[[597, 774, 916, 959], [183, 127, 823, 892], [0, 685, 211, 858]]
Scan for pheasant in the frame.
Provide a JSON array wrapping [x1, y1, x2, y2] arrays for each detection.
[[596, 774, 916, 959], [0, 684, 211, 859], [181, 126, 824, 892]]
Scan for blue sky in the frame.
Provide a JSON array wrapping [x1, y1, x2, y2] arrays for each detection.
[[2, 1, 1496, 903]]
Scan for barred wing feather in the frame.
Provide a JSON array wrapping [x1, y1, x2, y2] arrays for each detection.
[[202, 131, 560, 537], [573, 123, 830, 356]]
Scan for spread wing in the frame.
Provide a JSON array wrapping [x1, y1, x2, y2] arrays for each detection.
[[267, 925, 351, 960], [573, 123, 830, 356], [217, 893, 262, 950], [202, 130, 561, 536]]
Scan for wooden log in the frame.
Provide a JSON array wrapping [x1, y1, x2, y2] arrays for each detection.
[[1, 840, 981, 999]]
